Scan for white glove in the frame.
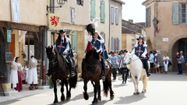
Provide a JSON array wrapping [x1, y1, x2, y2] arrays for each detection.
[[63, 51, 68, 55], [141, 54, 146, 58]]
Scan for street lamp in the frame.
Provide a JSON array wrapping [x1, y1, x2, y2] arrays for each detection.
[[46, 0, 67, 12]]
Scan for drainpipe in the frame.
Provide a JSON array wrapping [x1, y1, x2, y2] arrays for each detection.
[[108, 0, 111, 51]]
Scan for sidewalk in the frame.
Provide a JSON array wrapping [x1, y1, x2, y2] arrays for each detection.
[[0, 84, 51, 104]]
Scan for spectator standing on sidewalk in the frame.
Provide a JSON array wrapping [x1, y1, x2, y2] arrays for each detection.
[[10, 57, 19, 92], [109, 51, 119, 80], [177, 51, 185, 75], [28, 55, 38, 90], [16, 57, 24, 92]]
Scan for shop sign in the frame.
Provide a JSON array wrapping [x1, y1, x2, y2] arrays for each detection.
[[48, 13, 61, 30]]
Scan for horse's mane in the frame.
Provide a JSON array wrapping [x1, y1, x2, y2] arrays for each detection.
[[85, 48, 99, 63], [54, 48, 68, 71]]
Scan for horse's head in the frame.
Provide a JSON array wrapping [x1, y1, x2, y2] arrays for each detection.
[[124, 52, 132, 64], [46, 46, 55, 60], [85, 47, 98, 60], [124, 52, 140, 64]]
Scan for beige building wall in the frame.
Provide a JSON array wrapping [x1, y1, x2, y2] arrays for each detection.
[[0, 0, 47, 26], [126, 33, 136, 51], [143, 0, 187, 55], [143, 0, 187, 71], [55, 0, 90, 26], [121, 33, 126, 50], [0, 0, 11, 21], [95, 0, 110, 51], [110, 0, 123, 51]]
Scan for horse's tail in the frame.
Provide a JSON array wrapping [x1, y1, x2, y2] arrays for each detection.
[[103, 78, 110, 96]]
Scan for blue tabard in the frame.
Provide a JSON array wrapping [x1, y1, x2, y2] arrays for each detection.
[[56, 39, 67, 54], [135, 44, 145, 58], [91, 39, 101, 50]]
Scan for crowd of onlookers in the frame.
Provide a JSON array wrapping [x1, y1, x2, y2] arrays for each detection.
[[107, 49, 186, 80]]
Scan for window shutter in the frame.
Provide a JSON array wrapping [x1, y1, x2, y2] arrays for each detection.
[[90, 0, 96, 20], [115, 8, 119, 25], [100, 0, 105, 23], [172, 2, 179, 24], [110, 7, 114, 24], [72, 31, 78, 51]]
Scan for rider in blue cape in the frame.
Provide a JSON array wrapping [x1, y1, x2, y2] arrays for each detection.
[[132, 35, 151, 77], [85, 23, 109, 79], [55, 30, 75, 77]]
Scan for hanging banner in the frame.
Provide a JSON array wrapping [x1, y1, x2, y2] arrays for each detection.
[[48, 13, 61, 30], [11, 0, 20, 22]]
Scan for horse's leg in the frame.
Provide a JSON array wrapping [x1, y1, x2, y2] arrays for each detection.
[[142, 75, 148, 93], [60, 80, 65, 101], [92, 81, 99, 104], [65, 80, 71, 100], [98, 81, 101, 101], [109, 76, 114, 100], [52, 79, 58, 103], [83, 80, 89, 100], [131, 75, 138, 95]]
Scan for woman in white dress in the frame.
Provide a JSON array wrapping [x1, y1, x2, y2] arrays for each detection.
[[28, 55, 38, 90], [10, 57, 19, 91]]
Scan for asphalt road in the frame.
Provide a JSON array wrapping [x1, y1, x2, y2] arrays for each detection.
[[1, 73, 187, 105]]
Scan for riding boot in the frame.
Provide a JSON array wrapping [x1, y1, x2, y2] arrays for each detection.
[[145, 68, 151, 77], [141, 58, 151, 77], [101, 59, 105, 80], [66, 56, 76, 77]]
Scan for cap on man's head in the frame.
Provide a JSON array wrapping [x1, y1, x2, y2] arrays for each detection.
[[59, 30, 65, 34]]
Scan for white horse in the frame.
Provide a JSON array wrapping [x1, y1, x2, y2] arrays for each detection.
[[124, 52, 148, 95]]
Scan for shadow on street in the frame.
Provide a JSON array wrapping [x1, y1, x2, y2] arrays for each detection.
[[114, 94, 146, 104]]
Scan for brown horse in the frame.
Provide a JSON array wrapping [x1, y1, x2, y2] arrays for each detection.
[[46, 46, 77, 104], [82, 48, 114, 104]]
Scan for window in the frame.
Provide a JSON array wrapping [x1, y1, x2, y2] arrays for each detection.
[[110, 7, 115, 24], [49, 0, 55, 13], [77, 0, 84, 6], [173, 2, 187, 24], [146, 7, 151, 27], [70, 7, 76, 23], [90, 0, 96, 21], [115, 8, 119, 25], [110, 6, 119, 25], [100, 0, 105, 23]]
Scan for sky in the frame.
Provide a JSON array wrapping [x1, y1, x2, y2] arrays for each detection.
[[122, 0, 145, 22]]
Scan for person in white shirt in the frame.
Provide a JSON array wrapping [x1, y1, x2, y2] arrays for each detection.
[[10, 57, 19, 91], [28, 55, 38, 90]]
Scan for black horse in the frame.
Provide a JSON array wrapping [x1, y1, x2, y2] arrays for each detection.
[[82, 48, 114, 104], [46, 46, 77, 104]]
